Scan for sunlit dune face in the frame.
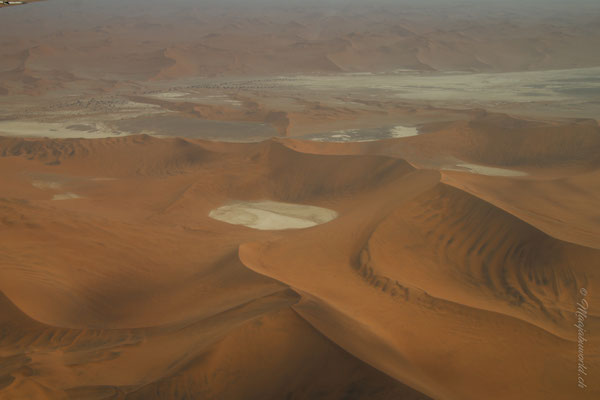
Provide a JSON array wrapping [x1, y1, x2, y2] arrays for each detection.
[[209, 201, 338, 230]]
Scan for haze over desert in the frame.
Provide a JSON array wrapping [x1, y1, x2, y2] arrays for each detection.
[[0, 1, 598, 399]]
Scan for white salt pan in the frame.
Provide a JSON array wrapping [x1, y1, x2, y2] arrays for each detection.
[[209, 201, 338, 230]]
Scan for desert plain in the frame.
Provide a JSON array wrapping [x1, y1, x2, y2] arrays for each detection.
[[0, 1, 599, 399]]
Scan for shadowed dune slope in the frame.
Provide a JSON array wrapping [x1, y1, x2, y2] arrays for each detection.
[[255, 140, 414, 201], [441, 167, 600, 249], [0, 289, 429, 400], [125, 307, 431, 400]]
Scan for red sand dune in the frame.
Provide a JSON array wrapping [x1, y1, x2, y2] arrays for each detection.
[[0, 123, 598, 398]]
